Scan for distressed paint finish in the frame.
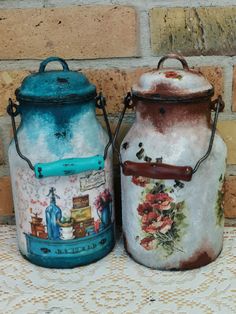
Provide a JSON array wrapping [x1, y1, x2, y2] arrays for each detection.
[[0, 67, 223, 116], [120, 60, 227, 270], [133, 69, 212, 97], [8, 60, 115, 268], [121, 117, 226, 269], [150, 7, 236, 56], [9, 100, 115, 268]]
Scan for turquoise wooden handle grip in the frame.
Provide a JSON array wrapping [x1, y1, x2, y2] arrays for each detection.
[[34, 155, 104, 179]]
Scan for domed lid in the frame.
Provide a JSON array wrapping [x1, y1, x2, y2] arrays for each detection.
[[16, 57, 96, 104], [132, 54, 214, 101]]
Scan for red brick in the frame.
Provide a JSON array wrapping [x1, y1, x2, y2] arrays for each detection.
[[0, 176, 14, 217], [218, 121, 236, 165], [0, 70, 30, 116], [195, 67, 223, 100], [85, 68, 149, 114], [0, 6, 138, 60], [224, 176, 236, 218]]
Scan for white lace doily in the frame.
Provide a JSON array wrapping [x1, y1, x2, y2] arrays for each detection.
[[0, 225, 235, 314]]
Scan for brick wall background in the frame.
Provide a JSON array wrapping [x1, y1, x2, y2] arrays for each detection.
[[0, 0, 236, 223]]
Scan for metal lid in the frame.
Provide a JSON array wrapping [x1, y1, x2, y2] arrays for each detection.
[[16, 57, 96, 104], [132, 54, 214, 101]]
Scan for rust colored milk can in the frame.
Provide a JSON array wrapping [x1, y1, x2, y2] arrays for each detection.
[[116, 54, 227, 270]]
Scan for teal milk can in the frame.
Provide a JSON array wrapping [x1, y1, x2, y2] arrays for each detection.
[[7, 57, 115, 268]]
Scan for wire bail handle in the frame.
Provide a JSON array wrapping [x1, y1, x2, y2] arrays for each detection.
[[113, 92, 133, 165], [7, 92, 113, 174], [192, 95, 224, 174], [7, 99, 34, 170], [95, 92, 113, 159], [114, 92, 224, 180]]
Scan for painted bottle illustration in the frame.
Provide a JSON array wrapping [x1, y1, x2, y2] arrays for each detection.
[[45, 187, 62, 240]]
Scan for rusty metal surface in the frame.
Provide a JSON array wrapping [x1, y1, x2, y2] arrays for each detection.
[[132, 54, 214, 101]]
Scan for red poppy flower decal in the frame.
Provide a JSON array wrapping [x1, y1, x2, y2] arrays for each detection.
[[146, 192, 173, 211], [135, 181, 187, 255], [164, 71, 182, 80], [140, 236, 156, 250], [132, 176, 150, 187]]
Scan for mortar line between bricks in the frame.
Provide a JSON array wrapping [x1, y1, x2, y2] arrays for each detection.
[[0, 56, 236, 71], [138, 9, 152, 58], [223, 64, 234, 112], [46, 0, 236, 9], [1, 0, 236, 10], [226, 165, 236, 176]]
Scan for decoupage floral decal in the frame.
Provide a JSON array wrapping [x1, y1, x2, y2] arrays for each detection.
[[94, 189, 112, 227], [164, 71, 182, 80], [94, 189, 112, 213], [136, 180, 187, 255], [132, 176, 150, 187], [216, 174, 224, 226]]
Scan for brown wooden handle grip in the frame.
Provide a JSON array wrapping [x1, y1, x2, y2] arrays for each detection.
[[122, 161, 193, 182]]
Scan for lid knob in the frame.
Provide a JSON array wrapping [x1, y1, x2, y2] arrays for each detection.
[[15, 56, 96, 104], [39, 56, 69, 73], [132, 53, 213, 101], [157, 54, 189, 71]]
